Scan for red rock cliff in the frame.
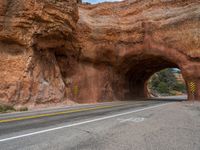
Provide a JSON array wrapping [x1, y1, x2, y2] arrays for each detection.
[[0, 0, 200, 106], [0, 0, 79, 105]]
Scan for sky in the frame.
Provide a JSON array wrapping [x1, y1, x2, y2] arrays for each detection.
[[82, 0, 123, 4]]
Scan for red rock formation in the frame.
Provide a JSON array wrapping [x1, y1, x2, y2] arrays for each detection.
[[77, 0, 200, 102], [0, 0, 79, 105], [0, 0, 200, 106]]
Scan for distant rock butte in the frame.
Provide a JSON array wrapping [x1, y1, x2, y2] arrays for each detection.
[[0, 0, 200, 106]]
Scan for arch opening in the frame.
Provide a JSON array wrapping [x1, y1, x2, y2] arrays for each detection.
[[147, 68, 187, 99], [117, 54, 188, 101]]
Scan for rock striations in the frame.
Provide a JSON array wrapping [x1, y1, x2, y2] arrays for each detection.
[[0, 0, 79, 105], [0, 0, 200, 106]]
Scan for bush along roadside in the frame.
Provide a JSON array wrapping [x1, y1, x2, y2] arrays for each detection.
[[0, 104, 28, 113], [0, 104, 16, 113]]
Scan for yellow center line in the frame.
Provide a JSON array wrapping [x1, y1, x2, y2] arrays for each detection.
[[0, 105, 122, 123]]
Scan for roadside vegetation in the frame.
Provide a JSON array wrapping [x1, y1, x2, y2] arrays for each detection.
[[148, 68, 187, 96], [0, 104, 15, 113], [0, 104, 28, 113]]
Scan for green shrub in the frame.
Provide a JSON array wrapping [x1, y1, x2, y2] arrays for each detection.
[[0, 104, 15, 113], [18, 107, 28, 112], [157, 82, 169, 93], [174, 83, 186, 93]]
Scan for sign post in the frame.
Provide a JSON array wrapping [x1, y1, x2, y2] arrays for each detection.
[[189, 81, 196, 101]]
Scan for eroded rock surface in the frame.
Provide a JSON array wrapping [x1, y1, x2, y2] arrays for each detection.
[[0, 0, 200, 106], [77, 0, 200, 102], [0, 0, 79, 105]]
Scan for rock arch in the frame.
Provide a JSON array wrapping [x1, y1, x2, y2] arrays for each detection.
[[0, 0, 200, 105], [76, 0, 200, 102]]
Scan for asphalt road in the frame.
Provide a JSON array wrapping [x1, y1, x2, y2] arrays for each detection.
[[0, 98, 200, 150]]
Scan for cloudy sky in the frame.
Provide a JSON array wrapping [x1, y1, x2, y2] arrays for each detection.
[[82, 0, 123, 4]]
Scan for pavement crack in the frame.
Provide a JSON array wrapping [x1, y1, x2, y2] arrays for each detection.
[[73, 127, 95, 135]]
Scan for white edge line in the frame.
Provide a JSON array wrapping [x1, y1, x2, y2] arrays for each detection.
[[0, 102, 173, 142]]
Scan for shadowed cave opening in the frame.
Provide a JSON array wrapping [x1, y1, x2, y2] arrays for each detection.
[[119, 55, 188, 100]]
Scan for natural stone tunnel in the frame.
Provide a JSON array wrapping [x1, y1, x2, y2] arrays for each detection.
[[76, 0, 200, 102], [117, 55, 179, 100], [0, 0, 200, 106]]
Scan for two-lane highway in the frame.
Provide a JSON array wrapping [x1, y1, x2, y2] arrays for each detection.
[[0, 101, 167, 138], [1, 99, 199, 150]]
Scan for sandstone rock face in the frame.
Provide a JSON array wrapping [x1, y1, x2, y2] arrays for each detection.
[[77, 0, 200, 102], [0, 0, 200, 106], [0, 0, 79, 105]]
